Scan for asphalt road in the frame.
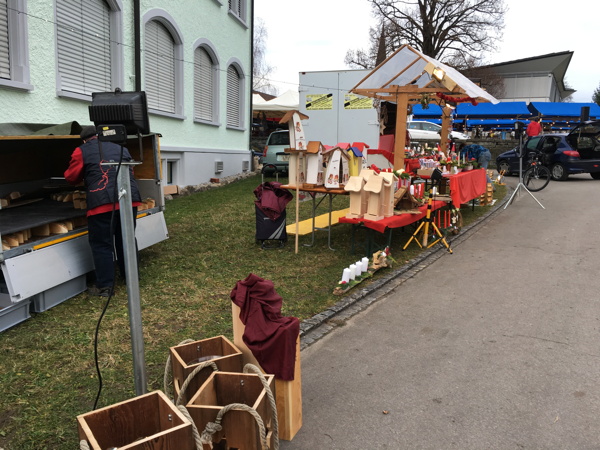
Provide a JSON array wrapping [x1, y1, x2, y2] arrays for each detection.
[[281, 174, 600, 449]]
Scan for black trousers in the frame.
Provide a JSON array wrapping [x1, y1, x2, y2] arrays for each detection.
[[87, 207, 138, 289]]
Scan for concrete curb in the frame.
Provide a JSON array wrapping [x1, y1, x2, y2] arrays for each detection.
[[299, 188, 512, 350]]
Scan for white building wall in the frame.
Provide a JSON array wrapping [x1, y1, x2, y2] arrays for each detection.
[[0, 0, 252, 188], [499, 73, 554, 103]]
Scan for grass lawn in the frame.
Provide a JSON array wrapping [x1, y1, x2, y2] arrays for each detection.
[[0, 172, 506, 449]]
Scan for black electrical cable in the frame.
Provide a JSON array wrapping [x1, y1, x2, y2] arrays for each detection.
[[92, 142, 125, 410]]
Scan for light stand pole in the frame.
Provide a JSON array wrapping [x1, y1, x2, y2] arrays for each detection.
[[504, 127, 544, 210], [114, 161, 148, 396]]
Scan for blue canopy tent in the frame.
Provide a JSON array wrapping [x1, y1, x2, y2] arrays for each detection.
[[528, 102, 600, 120], [456, 101, 532, 119]]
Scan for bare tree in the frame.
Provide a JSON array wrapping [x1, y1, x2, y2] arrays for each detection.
[[346, 0, 506, 69], [253, 18, 277, 95], [457, 55, 505, 99], [594, 83, 600, 106]]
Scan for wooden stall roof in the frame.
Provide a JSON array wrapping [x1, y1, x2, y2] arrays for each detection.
[[350, 44, 499, 105]]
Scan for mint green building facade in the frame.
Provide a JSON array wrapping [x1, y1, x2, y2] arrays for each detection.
[[0, 0, 253, 187]]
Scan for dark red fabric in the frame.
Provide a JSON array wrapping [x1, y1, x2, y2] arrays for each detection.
[[448, 169, 487, 207], [253, 182, 293, 221], [231, 274, 300, 380]]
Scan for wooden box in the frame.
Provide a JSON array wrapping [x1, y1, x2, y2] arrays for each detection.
[[170, 335, 243, 405], [77, 390, 195, 450], [187, 371, 275, 449]]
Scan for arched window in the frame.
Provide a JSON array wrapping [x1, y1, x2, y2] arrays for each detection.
[[56, 0, 122, 98], [194, 44, 218, 124], [226, 63, 244, 129], [143, 10, 184, 116]]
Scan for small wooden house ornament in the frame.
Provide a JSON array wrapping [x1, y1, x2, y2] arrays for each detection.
[[323, 144, 350, 189], [279, 110, 310, 188], [279, 110, 309, 151], [379, 171, 398, 217], [359, 168, 374, 214], [344, 176, 366, 218], [363, 173, 385, 221], [350, 142, 369, 175], [305, 141, 324, 186]]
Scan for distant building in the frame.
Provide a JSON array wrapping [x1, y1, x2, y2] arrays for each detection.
[[474, 51, 575, 103], [0, 0, 253, 188]]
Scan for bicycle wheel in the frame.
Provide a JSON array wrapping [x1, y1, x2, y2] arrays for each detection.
[[523, 165, 551, 191]]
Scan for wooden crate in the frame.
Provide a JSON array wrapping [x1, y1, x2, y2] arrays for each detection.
[[77, 390, 195, 450], [186, 371, 275, 450], [170, 335, 243, 405]]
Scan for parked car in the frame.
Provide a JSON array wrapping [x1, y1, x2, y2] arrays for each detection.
[[407, 121, 469, 141], [261, 130, 290, 174], [496, 121, 600, 180]]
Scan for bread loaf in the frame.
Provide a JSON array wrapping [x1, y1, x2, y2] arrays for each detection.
[[32, 224, 50, 237], [49, 222, 69, 234]]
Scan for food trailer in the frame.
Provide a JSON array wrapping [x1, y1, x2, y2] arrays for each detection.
[[0, 127, 168, 330]]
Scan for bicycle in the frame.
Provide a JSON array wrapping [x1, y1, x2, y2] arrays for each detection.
[[522, 150, 551, 192]]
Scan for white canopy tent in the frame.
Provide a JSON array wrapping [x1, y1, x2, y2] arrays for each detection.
[[253, 89, 299, 113]]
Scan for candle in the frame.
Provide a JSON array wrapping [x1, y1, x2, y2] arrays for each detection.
[[409, 185, 415, 195], [342, 268, 351, 283], [349, 264, 357, 280], [361, 257, 369, 272], [355, 261, 363, 276]]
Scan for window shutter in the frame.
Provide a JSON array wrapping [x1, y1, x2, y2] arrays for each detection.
[[56, 0, 111, 95], [226, 65, 240, 127], [0, 0, 11, 79], [144, 20, 175, 113], [194, 47, 214, 121]]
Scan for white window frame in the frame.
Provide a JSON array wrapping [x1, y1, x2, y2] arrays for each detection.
[[193, 38, 220, 126], [143, 9, 184, 118], [226, 58, 245, 130], [55, 0, 123, 101], [0, 0, 32, 90]]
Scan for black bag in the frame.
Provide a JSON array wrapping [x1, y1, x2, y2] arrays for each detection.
[[255, 205, 287, 249]]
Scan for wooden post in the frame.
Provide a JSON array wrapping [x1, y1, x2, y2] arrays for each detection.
[[441, 106, 453, 155], [295, 153, 300, 254], [231, 303, 303, 441], [393, 92, 409, 171]]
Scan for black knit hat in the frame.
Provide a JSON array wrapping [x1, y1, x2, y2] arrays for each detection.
[[80, 126, 97, 140]]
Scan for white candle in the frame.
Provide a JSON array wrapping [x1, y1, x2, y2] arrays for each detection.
[[349, 264, 357, 280], [409, 185, 415, 195], [342, 268, 351, 283], [355, 261, 363, 276], [361, 257, 369, 272]]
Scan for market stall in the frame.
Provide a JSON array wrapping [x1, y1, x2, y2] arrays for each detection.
[[350, 44, 498, 169]]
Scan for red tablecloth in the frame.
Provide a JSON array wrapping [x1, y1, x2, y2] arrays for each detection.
[[447, 169, 487, 207], [339, 200, 447, 233]]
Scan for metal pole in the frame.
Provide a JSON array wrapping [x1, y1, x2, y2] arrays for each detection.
[[116, 163, 148, 396]]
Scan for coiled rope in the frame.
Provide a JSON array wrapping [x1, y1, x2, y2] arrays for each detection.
[[198, 363, 279, 450]]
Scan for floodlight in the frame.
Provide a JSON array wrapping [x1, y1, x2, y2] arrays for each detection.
[[89, 89, 150, 135], [432, 67, 445, 82]]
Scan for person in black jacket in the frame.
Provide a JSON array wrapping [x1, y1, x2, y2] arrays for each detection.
[[65, 126, 142, 297]]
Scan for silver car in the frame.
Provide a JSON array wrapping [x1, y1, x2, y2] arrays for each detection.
[[408, 121, 469, 141], [261, 130, 290, 174]]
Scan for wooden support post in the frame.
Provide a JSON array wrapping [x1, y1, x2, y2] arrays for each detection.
[[441, 106, 453, 154], [393, 92, 409, 171], [232, 303, 303, 441]]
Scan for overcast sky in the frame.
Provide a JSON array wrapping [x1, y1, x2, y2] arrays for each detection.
[[254, 0, 598, 102]]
